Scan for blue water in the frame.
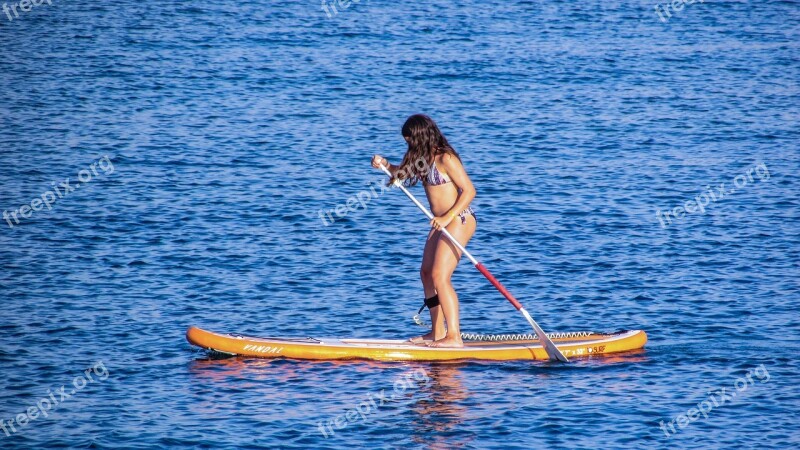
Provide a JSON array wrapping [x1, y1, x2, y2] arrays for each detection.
[[1, 0, 799, 448]]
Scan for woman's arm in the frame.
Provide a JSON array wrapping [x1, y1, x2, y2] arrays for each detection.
[[371, 155, 399, 176]]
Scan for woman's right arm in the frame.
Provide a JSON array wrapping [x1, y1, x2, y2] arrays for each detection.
[[371, 155, 396, 174]]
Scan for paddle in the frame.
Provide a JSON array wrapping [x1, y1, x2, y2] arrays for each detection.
[[379, 164, 569, 362]]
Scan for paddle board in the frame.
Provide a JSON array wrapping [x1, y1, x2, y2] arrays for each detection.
[[186, 327, 647, 362]]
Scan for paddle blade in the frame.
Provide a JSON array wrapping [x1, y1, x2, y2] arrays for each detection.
[[520, 308, 569, 362]]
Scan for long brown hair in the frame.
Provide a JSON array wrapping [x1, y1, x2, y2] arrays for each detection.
[[392, 114, 461, 187]]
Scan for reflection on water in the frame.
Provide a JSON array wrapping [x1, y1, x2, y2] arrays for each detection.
[[410, 364, 471, 447]]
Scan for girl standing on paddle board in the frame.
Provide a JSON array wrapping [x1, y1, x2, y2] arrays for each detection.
[[371, 114, 477, 348]]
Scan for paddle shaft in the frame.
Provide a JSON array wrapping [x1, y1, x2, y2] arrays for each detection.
[[379, 164, 568, 362]]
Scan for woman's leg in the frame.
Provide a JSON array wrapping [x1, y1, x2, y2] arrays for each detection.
[[409, 228, 446, 342], [428, 213, 477, 348]]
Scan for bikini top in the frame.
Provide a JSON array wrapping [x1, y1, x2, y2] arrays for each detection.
[[424, 160, 452, 186]]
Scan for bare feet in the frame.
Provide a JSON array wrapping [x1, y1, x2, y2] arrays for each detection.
[[409, 329, 449, 343], [427, 336, 464, 348], [409, 332, 435, 344]]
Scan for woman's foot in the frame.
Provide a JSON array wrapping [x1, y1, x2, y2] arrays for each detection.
[[409, 330, 446, 343], [427, 336, 463, 348], [408, 331, 435, 343]]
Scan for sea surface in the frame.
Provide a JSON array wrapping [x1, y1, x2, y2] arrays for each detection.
[[1, 0, 798, 448]]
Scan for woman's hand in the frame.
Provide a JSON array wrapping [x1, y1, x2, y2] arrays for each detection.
[[430, 213, 455, 231], [371, 155, 389, 170]]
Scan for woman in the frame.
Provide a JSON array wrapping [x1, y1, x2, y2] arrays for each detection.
[[371, 114, 477, 348]]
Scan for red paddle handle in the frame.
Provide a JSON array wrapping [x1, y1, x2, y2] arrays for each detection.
[[475, 263, 523, 311]]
